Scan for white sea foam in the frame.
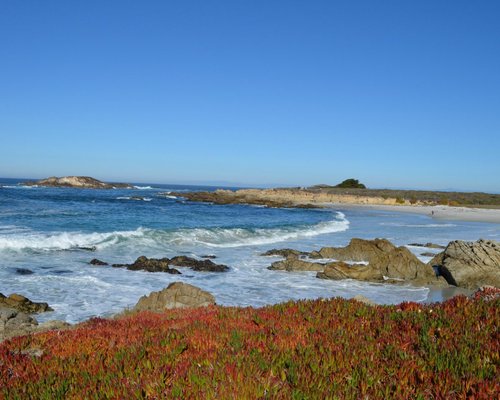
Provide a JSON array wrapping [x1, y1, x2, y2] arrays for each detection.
[[2, 185, 34, 189], [134, 185, 154, 190], [0, 213, 349, 252]]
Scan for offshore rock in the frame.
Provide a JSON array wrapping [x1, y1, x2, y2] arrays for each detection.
[[24, 176, 133, 189], [113, 256, 181, 274], [261, 248, 309, 258], [90, 258, 108, 266], [0, 293, 53, 313], [134, 282, 215, 312], [169, 256, 229, 272], [429, 239, 500, 289]]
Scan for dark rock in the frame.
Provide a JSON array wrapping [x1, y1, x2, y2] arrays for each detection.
[[428, 239, 500, 289], [15, 268, 34, 275], [126, 256, 181, 274], [261, 248, 309, 258], [0, 293, 53, 313], [133, 282, 215, 312], [169, 256, 229, 272], [421, 252, 437, 257], [90, 258, 109, 266], [201, 255, 217, 259]]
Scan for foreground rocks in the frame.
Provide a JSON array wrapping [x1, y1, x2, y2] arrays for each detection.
[[263, 238, 500, 290], [429, 239, 500, 289], [24, 176, 133, 189], [0, 308, 70, 343], [134, 282, 215, 312], [91, 255, 229, 273], [0, 293, 53, 313]]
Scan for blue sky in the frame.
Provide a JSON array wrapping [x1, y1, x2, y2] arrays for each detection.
[[1, 1, 499, 191]]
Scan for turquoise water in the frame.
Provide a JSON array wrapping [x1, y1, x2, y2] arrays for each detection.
[[1, 178, 498, 323]]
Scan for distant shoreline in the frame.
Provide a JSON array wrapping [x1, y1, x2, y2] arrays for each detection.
[[323, 203, 500, 224]]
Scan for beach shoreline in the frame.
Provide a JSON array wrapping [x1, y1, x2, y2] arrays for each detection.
[[322, 203, 500, 224]]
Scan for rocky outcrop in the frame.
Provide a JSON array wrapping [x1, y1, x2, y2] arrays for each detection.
[[92, 255, 229, 273], [0, 293, 53, 313], [429, 239, 500, 289], [0, 308, 69, 343], [317, 261, 383, 281], [264, 238, 442, 286], [24, 176, 133, 189], [133, 282, 215, 312]]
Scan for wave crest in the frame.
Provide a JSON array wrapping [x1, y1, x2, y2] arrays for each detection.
[[0, 213, 349, 252]]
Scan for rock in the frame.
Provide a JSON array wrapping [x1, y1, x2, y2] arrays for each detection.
[[201, 254, 217, 259], [15, 268, 34, 275], [268, 258, 325, 272], [99, 255, 229, 273], [311, 238, 436, 283], [261, 248, 309, 258], [90, 258, 108, 266], [169, 256, 229, 272], [408, 243, 446, 249], [0, 308, 38, 342], [113, 256, 181, 274], [133, 282, 216, 312], [0, 293, 53, 313], [317, 261, 382, 281], [421, 252, 437, 257], [24, 176, 133, 189], [352, 295, 375, 305], [0, 307, 69, 343], [429, 239, 500, 290]]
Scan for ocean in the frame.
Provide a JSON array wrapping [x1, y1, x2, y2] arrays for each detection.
[[1, 178, 498, 323]]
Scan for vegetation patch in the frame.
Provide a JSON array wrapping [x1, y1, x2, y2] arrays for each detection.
[[1, 296, 498, 398]]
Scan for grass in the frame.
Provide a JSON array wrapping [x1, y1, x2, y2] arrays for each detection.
[[1, 294, 498, 399]]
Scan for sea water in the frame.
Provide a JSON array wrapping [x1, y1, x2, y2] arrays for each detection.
[[1, 178, 498, 323]]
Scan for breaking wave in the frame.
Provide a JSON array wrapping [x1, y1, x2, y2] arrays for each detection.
[[0, 213, 349, 252]]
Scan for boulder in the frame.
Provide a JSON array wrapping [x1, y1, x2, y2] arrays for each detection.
[[0, 293, 53, 313], [134, 282, 215, 312], [90, 258, 108, 266], [268, 257, 325, 272], [429, 239, 500, 289], [317, 261, 382, 281], [0, 307, 70, 343]]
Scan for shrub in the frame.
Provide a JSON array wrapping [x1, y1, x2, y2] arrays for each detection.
[[335, 179, 366, 189]]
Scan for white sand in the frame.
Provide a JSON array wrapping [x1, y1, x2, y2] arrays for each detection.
[[322, 203, 500, 224]]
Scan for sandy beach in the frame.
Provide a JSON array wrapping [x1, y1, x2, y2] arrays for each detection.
[[325, 203, 500, 224]]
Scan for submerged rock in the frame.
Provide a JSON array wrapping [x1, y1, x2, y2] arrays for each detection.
[[408, 242, 446, 249], [134, 282, 215, 312], [15, 268, 34, 275], [90, 258, 108, 266], [0, 293, 53, 313], [429, 239, 500, 289]]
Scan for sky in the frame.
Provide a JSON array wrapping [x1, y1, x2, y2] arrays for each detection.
[[0, 1, 499, 191]]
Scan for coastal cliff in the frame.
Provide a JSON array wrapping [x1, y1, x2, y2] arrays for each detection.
[[24, 176, 133, 189]]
